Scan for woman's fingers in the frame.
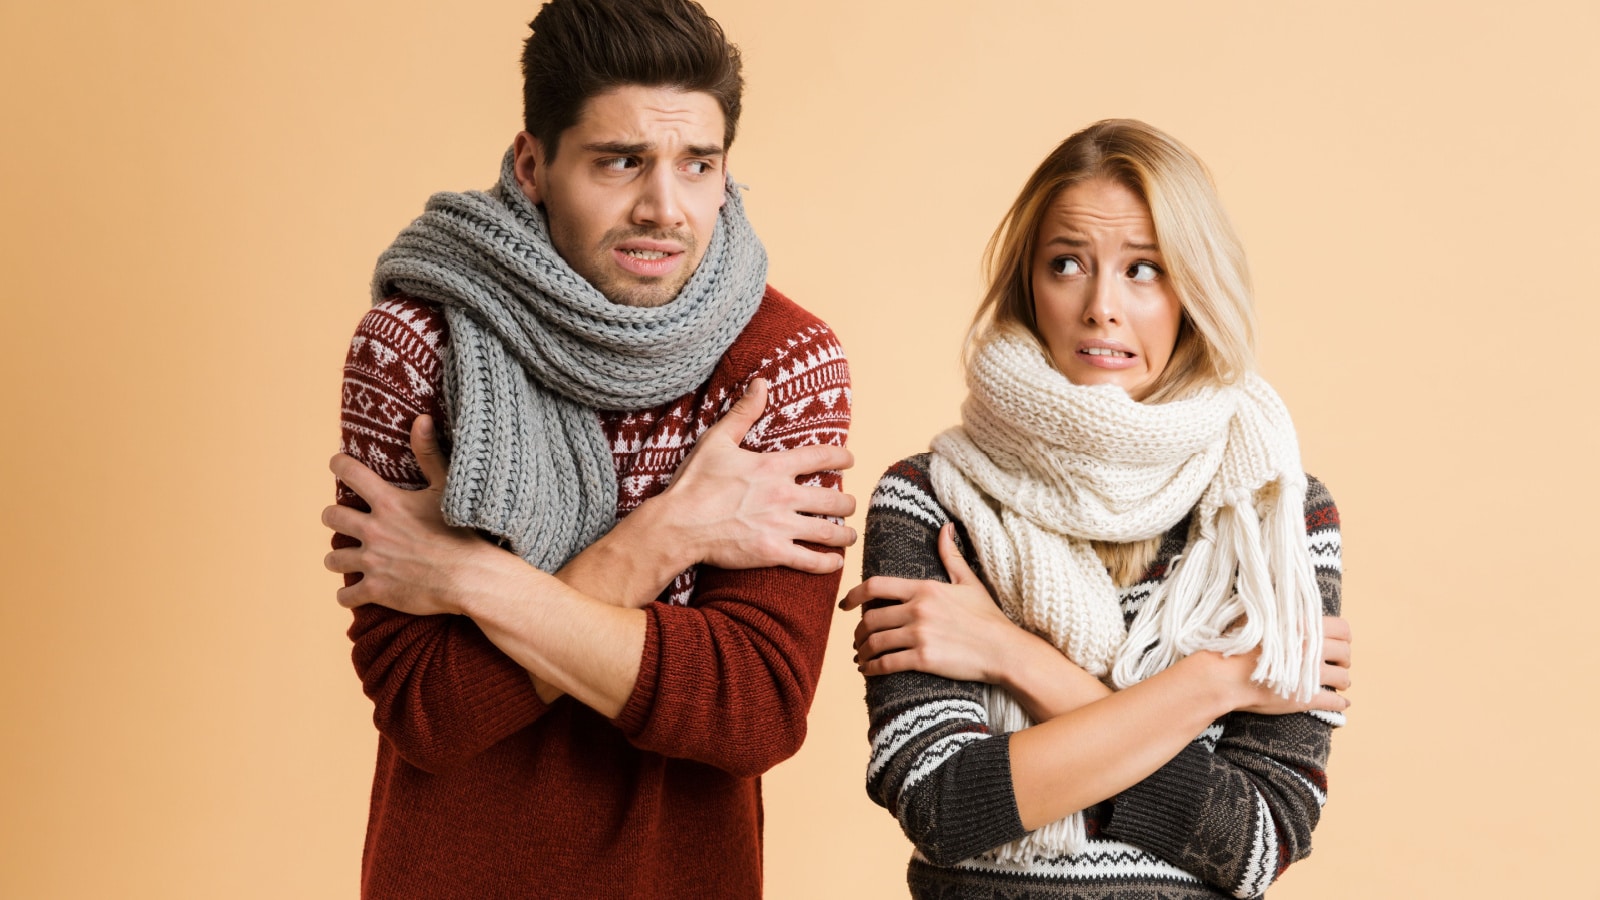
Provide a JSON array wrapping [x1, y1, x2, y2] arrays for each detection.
[[853, 603, 913, 650], [838, 575, 918, 611], [936, 523, 980, 586]]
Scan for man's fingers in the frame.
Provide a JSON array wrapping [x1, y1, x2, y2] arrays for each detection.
[[324, 547, 363, 575], [770, 443, 855, 477], [791, 483, 857, 519], [321, 504, 367, 540], [705, 377, 769, 444], [936, 523, 980, 586], [410, 415, 449, 489], [792, 515, 857, 550], [335, 582, 370, 609], [330, 453, 396, 506], [774, 545, 845, 576]]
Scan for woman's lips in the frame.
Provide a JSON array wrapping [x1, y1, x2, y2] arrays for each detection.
[[1076, 343, 1138, 369]]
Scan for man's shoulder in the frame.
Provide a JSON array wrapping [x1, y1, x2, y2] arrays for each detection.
[[718, 285, 847, 384], [351, 296, 450, 358]]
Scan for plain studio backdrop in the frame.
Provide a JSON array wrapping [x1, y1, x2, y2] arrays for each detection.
[[2, 1, 1595, 896]]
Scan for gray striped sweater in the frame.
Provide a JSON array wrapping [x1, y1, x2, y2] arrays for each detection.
[[861, 454, 1344, 899]]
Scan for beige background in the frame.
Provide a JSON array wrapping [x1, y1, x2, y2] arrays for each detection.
[[3, 1, 1595, 896]]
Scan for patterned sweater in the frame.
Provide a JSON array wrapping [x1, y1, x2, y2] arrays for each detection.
[[335, 287, 851, 899], [862, 454, 1343, 900]]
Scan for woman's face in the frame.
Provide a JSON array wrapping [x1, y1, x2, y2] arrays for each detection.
[[1031, 178, 1182, 401]]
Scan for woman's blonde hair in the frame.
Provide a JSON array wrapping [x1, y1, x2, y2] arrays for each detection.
[[972, 119, 1257, 405]]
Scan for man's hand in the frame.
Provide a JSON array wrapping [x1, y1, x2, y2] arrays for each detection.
[[323, 415, 519, 616], [642, 378, 857, 575]]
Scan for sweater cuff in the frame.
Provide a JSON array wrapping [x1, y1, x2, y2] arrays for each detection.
[[948, 733, 1028, 850], [612, 604, 663, 736], [1102, 740, 1213, 853], [460, 639, 549, 737]]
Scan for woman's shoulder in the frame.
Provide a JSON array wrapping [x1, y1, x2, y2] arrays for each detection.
[[867, 453, 947, 521], [1303, 473, 1340, 532], [862, 453, 958, 580]]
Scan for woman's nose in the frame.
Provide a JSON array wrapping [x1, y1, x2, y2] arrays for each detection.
[[1083, 274, 1123, 325]]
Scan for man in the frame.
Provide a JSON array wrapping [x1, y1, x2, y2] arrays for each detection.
[[321, 1, 854, 896]]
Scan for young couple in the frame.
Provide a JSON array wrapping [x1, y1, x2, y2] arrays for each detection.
[[322, 1, 1351, 897]]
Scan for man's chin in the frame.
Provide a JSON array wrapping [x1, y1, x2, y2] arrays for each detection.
[[596, 275, 688, 309]]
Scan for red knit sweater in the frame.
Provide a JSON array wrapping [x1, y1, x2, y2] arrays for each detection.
[[335, 287, 852, 899]]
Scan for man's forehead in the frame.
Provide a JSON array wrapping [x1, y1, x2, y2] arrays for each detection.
[[570, 85, 726, 147]]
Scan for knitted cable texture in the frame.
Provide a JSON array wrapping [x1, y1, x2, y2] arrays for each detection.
[[371, 149, 767, 570], [928, 329, 1323, 860]]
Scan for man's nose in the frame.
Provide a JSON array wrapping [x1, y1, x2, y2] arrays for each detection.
[[632, 165, 685, 229]]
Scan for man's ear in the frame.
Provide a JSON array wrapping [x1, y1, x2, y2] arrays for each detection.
[[719, 152, 731, 210], [512, 131, 545, 205]]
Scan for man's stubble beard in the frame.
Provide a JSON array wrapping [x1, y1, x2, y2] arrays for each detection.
[[552, 218, 700, 309]]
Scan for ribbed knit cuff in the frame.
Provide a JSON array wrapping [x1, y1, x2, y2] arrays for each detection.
[[910, 733, 1027, 863], [612, 604, 663, 736], [459, 636, 550, 739], [1102, 740, 1213, 854]]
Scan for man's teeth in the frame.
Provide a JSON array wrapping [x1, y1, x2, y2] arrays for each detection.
[[621, 249, 670, 260], [1083, 347, 1132, 357]]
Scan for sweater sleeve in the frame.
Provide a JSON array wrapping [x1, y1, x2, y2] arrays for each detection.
[[612, 316, 852, 778], [335, 299, 549, 774], [1101, 476, 1344, 898], [860, 457, 1030, 865]]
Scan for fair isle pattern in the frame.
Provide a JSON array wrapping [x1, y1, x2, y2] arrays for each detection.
[[862, 454, 1343, 899], [340, 290, 851, 606], [340, 301, 446, 490]]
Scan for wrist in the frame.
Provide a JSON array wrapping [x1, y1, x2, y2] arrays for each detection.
[[1173, 651, 1250, 718], [625, 493, 699, 572]]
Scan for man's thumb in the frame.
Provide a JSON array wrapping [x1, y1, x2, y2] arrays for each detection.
[[713, 377, 768, 444], [410, 415, 449, 489]]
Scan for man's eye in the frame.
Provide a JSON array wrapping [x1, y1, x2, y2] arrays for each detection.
[[599, 157, 638, 171], [1052, 257, 1084, 276], [684, 160, 713, 175], [1128, 261, 1163, 282]]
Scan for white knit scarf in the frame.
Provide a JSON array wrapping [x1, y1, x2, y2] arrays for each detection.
[[928, 330, 1322, 860]]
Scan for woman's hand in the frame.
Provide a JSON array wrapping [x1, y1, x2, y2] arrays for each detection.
[[1195, 615, 1354, 715], [841, 523, 1021, 683], [322, 415, 522, 616]]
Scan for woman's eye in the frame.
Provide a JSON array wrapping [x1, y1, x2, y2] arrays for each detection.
[[1128, 261, 1162, 282], [1052, 257, 1084, 276]]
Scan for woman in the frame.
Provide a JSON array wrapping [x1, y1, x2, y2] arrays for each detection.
[[841, 119, 1351, 899]]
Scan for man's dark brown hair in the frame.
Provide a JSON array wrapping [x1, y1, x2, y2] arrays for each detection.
[[521, 0, 744, 160]]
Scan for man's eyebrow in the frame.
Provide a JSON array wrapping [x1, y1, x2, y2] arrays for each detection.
[[579, 141, 726, 157], [581, 141, 652, 155]]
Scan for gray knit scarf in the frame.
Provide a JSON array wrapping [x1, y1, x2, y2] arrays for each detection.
[[372, 149, 767, 571]]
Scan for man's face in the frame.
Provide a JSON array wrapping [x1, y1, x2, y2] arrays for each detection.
[[513, 85, 728, 308]]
